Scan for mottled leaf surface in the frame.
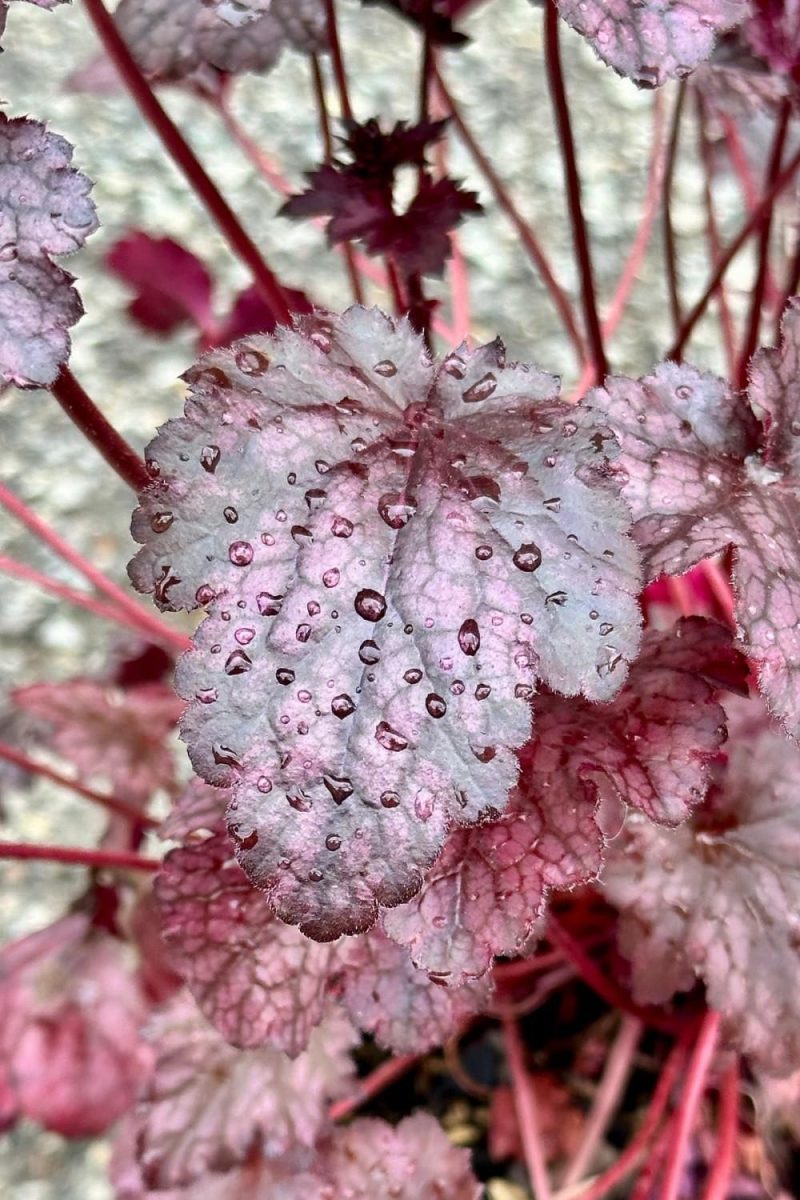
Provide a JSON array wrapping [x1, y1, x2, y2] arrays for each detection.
[[603, 701, 800, 1075], [558, 0, 750, 87], [136, 993, 356, 1188], [14, 679, 183, 805], [158, 777, 228, 843], [320, 1113, 482, 1199], [384, 618, 741, 981], [114, 0, 326, 82], [130, 306, 641, 938], [596, 308, 800, 736], [0, 914, 151, 1136], [339, 928, 489, 1053], [212, 0, 326, 50], [156, 832, 346, 1055], [0, 113, 97, 386]]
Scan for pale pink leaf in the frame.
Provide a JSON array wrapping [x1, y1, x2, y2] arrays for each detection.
[[13, 679, 184, 805], [339, 927, 489, 1053], [155, 831, 346, 1055], [136, 992, 356, 1188], [558, 0, 750, 87], [384, 618, 742, 981], [212, 0, 327, 50], [603, 700, 800, 1075], [158, 777, 229, 843], [129, 305, 641, 938], [320, 1112, 482, 1200], [0, 913, 151, 1136]]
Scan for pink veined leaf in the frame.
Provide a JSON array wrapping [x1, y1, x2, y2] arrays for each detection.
[[557, 0, 750, 87], [594, 301, 800, 737], [106, 232, 215, 338], [745, 0, 800, 78], [0, 913, 152, 1136], [113, 0, 326, 83], [158, 777, 229, 843], [0, 113, 97, 387], [13, 678, 184, 806], [602, 698, 800, 1076], [339, 927, 490, 1053], [134, 991, 356, 1189], [155, 831, 348, 1055], [129, 305, 642, 939], [383, 617, 745, 982], [319, 1112, 483, 1199]]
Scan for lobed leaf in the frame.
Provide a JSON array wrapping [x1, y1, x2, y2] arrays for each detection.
[[0, 113, 97, 386], [113, 0, 326, 83], [558, 0, 750, 88], [212, 0, 327, 51], [602, 699, 800, 1075], [130, 305, 641, 939], [0, 914, 151, 1136], [106, 233, 215, 337], [383, 618, 743, 981], [595, 303, 800, 737], [135, 992, 356, 1188]]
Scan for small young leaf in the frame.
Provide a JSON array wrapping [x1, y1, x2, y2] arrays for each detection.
[[130, 306, 641, 938], [135, 992, 356, 1188], [339, 927, 489, 1053], [0, 914, 151, 1137], [384, 617, 742, 981], [0, 113, 97, 386], [595, 303, 800, 737], [603, 700, 800, 1075], [106, 232, 215, 337], [558, 0, 750, 88]]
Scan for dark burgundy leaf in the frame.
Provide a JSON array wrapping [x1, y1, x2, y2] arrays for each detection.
[[361, 0, 471, 45], [745, 0, 800, 78], [130, 307, 641, 938], [595, 303, 800, 737], [106, 232, 215, 337], [217, 282, 313, 345], [603, 698, 800, 1075], [558, 0, 750, 87], [0, 914, 151, 1136]]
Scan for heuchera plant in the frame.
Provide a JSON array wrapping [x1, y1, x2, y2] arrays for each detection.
[[4, 0, 800, 1196]]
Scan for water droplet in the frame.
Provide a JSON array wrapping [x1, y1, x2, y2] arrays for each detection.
[[332, 516, 354, 538], [514, 683, 534, 700], [200, 445, 220, 473], [414, 791, 434, 821], [404, 668, 422, 684], [378, 492, 416, 529], [276, 509, 287, 523], [287, 472, 297, 486], [350, 436, 367, 454], [375, 721, 409, 751], [457, 618, 480, 656], [462, 372, 497, 403], [331, 693, 356, 718], [450, 679, 465, 695], [358, 639, 381, 665], [323, 567, 340, 588], [235, 627, 255, 645], [475, 683, 491, 700], [676, 384, 693, 401], [546, 590, 568, 607], [597, 647, 623, 677], [0, 242, 17, 263], [288, 792, 313, 812], [791, 421, 800, 437], [513, 543, 542, 572], [325, 834, 342, 851], [354, 588, 387, 622], [562, 420, 578, 437], [291, 524, 313, 546], [520, 612, 533, 625], [195, 584, 215, 605], [213, 744, 241, 768], [310, 325, 333, 352], [374, 359, 397, 377], [225, 649, 252, 675], [235, 346, 269, 375], [257, 592, 283, 616], [403, 623, 413, 635], [296, 623, 312, 643], [543, 496, 561, 512], [473, 745, 496, 763], [223, 506, 238, 524], [599, 622, 614, 635], [257, 776, 272, 793], [154, 564, 180, 605], [261, 532, 275, 546], [381, 791, 400, 808], [150, 511, 173, 533], [304, 488, 326, 512], [196, 687, 217, 704], [229, 541, 253, 566], [308, 867, 324, 882], [323, 774, 353, 805], [276, 667, 295, 685], [233, 828, 258, 850], [297, 689, 312, 704], [443, 353, 466, 378], [475, 544, 493, 560], [425, 693, 447, 718]]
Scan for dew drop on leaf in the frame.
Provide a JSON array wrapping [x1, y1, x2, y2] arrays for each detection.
[[257, 592, 283, 617], [375, 721, 409, 752], [546, 590, 568, 607], [450, 679, 465, 695], [256, 776, 272, 793], [404, 668, 422, 684], [325, 834, 342, 851], [323, 775, 354, 804], [462, 372, 497, 403], [425, 693, 447, 718], [223, 506, 238, 524], [228, 541, 254, 566], [291, 524, 313, 546], [475, 544, 493, 560], [235, 346, 269, 376], [296, 623, 312, 642], [235, 627, 255, 645], [331, 694, 356, 719], [512, 543, 542, 572], [373, 359, 397, 377], [414, 791, 434, 820], [224, 649, 252, 675], [354, 588, 387, 622], [322, 568, 340, 588], [196, 688, 217, 704], [150, 511, 174, 533], [514, 683, 534, 700], [195, 584, 215, 605], [380, 791, 400, 808], [475, 683, 491, 700], [200, 445, 220, 473], [377, 493, 416, 529], [543, 496, 561, 512], [288, 793, 313, 812], [358, 639, 381, 665], [331, 516, 354, 538], [457, 619, 480, 656]]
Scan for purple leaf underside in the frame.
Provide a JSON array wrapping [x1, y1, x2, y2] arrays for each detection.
[[130, 306, 641, 939]]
